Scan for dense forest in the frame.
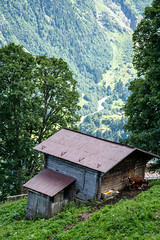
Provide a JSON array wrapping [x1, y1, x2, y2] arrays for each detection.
[[0, 0, 152, 141]]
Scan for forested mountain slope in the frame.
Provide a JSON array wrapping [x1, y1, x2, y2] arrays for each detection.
[[0, 0, 152, 141]]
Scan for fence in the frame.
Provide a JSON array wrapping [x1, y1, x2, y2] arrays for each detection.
[[6, 194, 27, 202]]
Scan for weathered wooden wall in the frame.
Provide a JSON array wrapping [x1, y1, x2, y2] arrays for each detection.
[[47, 155, 101, 201], [101, 152, 147, 193], [26, 190, 50, 219], [26, 190, 70, 219]]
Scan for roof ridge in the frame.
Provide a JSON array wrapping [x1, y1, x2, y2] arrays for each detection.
[[63, 128, 135, 149], [34, 128, 159, 173]]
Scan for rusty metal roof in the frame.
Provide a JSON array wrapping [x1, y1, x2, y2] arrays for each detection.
[[34, 129, 160, 173], [23, 168, 75, 197]]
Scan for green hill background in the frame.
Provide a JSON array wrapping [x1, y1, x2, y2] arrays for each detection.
[[0, 0, 152, 141]]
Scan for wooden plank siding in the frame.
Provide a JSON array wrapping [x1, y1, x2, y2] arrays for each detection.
[[26, 190, 50, 219], [47, 155, 100, 201], [101, 152, 147, 193], [26, 190, 69, 219]]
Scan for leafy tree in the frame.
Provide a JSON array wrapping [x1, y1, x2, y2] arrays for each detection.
[[34, 55, 80, 143], [0, 43, 38, 199], [0, 43, 80, 200], [123, 0, 160, 168]]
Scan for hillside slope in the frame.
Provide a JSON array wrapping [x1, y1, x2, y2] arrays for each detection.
[[0, 0, 152, 140], [0, 182, 160, 239]]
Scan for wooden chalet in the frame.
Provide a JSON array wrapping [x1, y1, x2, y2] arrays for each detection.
[[24, 128, 159, 219]]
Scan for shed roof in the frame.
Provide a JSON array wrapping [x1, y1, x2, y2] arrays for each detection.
[[23, 168, 75, 197], [34, 129, 160, 173]]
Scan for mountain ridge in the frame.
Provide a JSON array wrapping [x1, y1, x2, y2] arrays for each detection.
[[0, 0, 152, 141]]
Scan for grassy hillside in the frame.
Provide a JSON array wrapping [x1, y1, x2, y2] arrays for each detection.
[[0, 181, 160, 239], [0, 0, 152, 141]]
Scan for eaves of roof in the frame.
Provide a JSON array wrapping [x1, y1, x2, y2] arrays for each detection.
[[34, 129, 160, 173]]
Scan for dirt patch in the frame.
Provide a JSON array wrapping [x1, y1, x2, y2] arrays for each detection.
[[47, 234, 54, 240], [78, 211, 93, 222], [89, 185, 151, 211], [79, 185, 151, 221], [65, 223, 77, 231], [65, 212, 93, 232], [49, 186, 151, 239], [64, 185, 151, 233], [154, 211, 160, 218]]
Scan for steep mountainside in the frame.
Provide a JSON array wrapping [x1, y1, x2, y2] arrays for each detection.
[[0, 0, 152, 141]]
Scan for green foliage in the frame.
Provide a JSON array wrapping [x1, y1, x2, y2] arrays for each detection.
[[0, 198, 27, 224], [54, 186, 160, 239], [0, 200, 90, 240], [0, 43, 80, 200], [0, 0, 152, 119], [0, 0, 112, 116], [149, 179, 160, 186], [34, 55, 80, 143], [1, 186, 159, 239], [123, 0, 160, 164], [79, 111, 127, 142], [79, 82, 128, 142], [0, 43, 39, 200]]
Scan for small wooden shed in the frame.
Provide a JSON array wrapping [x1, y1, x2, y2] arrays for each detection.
[[24, 168, 75, 219], [24, 128, 159, 218]]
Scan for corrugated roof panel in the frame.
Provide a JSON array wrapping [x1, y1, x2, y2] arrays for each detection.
[[23, 168, 75, 197], [34, 129, 160, 173]]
